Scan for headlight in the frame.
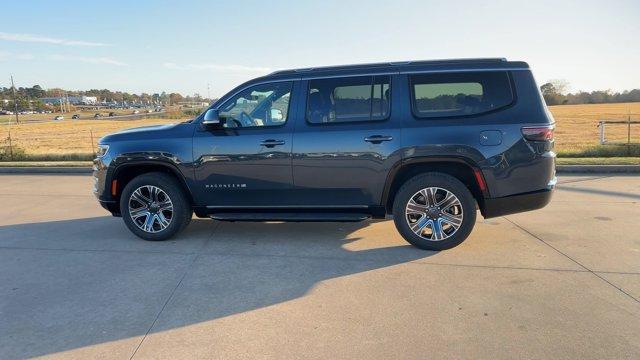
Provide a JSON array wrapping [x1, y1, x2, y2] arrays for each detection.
[[96, 144, 109, 157]]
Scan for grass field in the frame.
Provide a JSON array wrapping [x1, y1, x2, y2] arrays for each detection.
[[550, 102, 640, 157], [1, 102, 639, 161], [0, 118, 177, 160]]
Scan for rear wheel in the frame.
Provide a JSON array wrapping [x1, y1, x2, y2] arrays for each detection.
[[393, 172, 476, 250], [120, 172, 192, 241]]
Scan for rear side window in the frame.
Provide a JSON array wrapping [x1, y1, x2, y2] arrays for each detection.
[[410, 71, 513, 118], [307, 75, 390, 123]]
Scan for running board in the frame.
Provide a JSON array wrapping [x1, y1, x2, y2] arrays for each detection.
[[209, 212, 370, 222]]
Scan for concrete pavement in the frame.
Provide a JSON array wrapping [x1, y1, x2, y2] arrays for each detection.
[[0, 174, 638, 359]]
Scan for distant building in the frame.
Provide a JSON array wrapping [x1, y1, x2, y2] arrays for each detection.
[[40, 95, 98, 105]]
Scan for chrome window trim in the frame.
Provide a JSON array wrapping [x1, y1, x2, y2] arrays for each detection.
[[301, 72, 398, 80], [400, 67, 529, 75]]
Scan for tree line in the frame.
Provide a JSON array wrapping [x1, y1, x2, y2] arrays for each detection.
[[0, 85, 212, 109], [2, 82, 639, 111], [540, 80, 640, 106]]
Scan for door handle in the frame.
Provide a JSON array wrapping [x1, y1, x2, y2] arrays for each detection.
[[364, 135, 393, 144], [260, 139, 285, 147]]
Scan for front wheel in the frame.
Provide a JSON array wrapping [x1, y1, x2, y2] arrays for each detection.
[[120, 172, 192, 241], [393, 172, 477, 250]]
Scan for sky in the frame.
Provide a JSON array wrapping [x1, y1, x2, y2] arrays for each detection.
[[0, 0, 638, 98]]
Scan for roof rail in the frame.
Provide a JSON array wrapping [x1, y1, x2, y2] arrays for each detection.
[[269, 58, 508, 76]]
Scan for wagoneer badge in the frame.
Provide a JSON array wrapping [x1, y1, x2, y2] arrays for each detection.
[[205, 184, 247, 189]]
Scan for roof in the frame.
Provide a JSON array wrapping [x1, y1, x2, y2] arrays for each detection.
[[211, 58, 529, 107], [267, 58, 527, 78]]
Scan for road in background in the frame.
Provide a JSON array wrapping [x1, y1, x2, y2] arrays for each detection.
[[0, 174, 638, 359], [0, 109, 168, 125]]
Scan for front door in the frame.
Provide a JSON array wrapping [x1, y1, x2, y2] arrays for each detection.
[[193, 81, 297, 206], [291, 75, 402, 206]]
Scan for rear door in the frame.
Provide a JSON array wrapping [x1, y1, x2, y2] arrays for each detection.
[[291, 75, 402, 206]]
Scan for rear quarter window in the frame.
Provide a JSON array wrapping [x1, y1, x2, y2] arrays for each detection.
[[410, 71, 514, 118]]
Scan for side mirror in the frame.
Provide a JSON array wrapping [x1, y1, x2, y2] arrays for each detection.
[[202, 109, 221, 125], [270, 108, 283, 121]]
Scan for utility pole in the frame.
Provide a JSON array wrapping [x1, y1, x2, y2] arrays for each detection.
[[10, 75, 19, 124], [207, 82, 211, 101]]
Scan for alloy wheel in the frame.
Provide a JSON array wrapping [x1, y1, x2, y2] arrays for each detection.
[[128, 185, 174, 233], [405, 187, 463, 241]]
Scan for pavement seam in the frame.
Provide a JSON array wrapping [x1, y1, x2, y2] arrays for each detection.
[[551, 200, 638, 204], [408, 261, 592, 273], [556, 176, 612, 185], [191, 243, 639, 274], [128, 221, 220, 360], [3, 243, 639, 275], [504, 217, 640, 304], [192, 250, 597, 273], [0, 245, 199, 256], [0, 193, 93, 198]]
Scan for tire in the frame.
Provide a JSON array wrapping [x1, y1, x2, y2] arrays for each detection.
[[120, 172, 192, 241], [392, 172, 476, 250]]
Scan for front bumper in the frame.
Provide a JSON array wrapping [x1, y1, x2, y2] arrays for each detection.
[[98, 199, 120, 216], [481, 176, 556, 218], [93, 156, 121, 216]]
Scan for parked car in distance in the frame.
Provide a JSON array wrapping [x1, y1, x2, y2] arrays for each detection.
[[94, 58, 556, 250], [108, 112, 116, 117], [133, 110, 140, 114], [94, 113, 102, 118], [54, 115, 64, 121], [72, 114, 80, 119]]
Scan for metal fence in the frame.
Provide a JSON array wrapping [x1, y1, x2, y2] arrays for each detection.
[[0, 130, 14, 160], [598, 115, 640, 145], [0, 128, 97, 161]]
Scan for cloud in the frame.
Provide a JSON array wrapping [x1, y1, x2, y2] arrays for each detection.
[[163, 62, 271, 73], [0, 52, 126, 66], [0, 51, 35, 61], [0, 32, 109, 47], [49, 54, 128, 66]]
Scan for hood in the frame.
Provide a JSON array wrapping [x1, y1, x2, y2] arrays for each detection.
[[113, 123, 177, 135], [99, 122, 192, 143]]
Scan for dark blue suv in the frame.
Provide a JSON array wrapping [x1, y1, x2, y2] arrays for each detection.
[[93, 58, 556, 250]]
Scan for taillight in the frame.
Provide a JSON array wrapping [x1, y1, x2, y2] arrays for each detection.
[[522, 125, 554, 141]]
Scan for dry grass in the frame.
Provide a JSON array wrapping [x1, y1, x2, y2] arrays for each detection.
[[1, 118, 178, 160], [549, 102, 640, 156], [1, 102, 640, 161], [556, 157, 640, 165]]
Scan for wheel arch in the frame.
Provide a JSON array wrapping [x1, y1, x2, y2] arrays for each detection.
[[111, 161, 194, 206], [382, 157, 488, 214]]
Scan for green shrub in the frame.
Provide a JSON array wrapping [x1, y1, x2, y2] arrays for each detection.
[[0, 145, 26, 161], [556, 144, 640, 157]]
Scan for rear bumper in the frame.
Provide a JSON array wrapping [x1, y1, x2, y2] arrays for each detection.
[[481, 177, 556, 218]]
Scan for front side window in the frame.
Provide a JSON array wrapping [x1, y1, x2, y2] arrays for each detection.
[[219, 81, 292, 128], [307, 75, 390, 124], [411, 71, 513, 118]]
